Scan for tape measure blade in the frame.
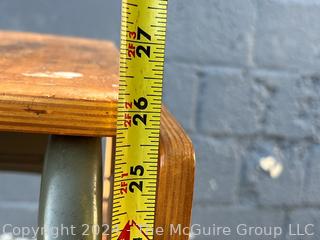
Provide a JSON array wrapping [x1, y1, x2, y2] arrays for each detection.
[[111, 0, 168, 239]]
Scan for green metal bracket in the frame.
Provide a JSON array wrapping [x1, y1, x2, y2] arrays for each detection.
[[38, 135, 102, 240]]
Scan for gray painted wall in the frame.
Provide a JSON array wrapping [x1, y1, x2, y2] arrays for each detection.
[[1, 0, 320, 239]]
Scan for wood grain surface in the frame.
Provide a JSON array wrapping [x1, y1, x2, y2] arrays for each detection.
[[0, 31, 195, 240], [154, 107, 195, 240], [0, 31, 118, 136], [102, 108, 195, 240]]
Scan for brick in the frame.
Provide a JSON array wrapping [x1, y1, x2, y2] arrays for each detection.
[[192, 135, 242, 204], [287, 209, 320, 240], [191, 206, 285, 240], [163, 62, 199, 132], [255, 0, 320, 71], [166, 0, 256, 65], [0, 172, 40, 202], [197, 67, 258, 135], [241, 138, 307, 207], [303, 144, 320, 204], [251, 70, 314, 139]]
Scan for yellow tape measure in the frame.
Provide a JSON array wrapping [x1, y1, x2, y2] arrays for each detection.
[[111, 0, 168, 239]]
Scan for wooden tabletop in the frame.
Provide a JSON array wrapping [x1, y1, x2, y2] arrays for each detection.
[[0, 31, 119, 136], [0, 32, 195, 240]]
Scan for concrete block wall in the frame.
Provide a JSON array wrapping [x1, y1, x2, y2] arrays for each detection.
[[164, 0, 320, 239], [0, 173, 39, 230], [0, 0, 320, 239]]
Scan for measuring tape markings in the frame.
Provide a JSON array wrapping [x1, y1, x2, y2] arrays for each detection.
[[111, 0, 168, 239]]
